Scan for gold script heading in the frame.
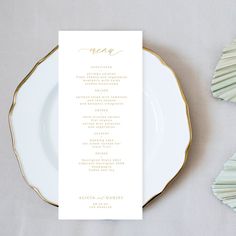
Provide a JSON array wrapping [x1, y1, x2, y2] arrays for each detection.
[[78, 48, 123, 56]]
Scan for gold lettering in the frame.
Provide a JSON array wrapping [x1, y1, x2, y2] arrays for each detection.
[[79, 48, 122, 56]]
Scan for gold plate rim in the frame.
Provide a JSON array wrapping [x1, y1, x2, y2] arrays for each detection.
[[8, 45, 192, 208]]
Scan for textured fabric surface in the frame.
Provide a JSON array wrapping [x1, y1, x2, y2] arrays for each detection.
[[1, 0, 236, 235]]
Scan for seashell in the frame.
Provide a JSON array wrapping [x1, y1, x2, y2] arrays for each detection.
[[211, 39, 236, 102], [212, 153, 236, 211]]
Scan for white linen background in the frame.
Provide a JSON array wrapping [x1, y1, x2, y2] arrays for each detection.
[[1, 0, 236, 235]]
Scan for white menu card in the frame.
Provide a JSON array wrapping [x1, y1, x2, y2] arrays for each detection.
[[59, 31, 143, 219]]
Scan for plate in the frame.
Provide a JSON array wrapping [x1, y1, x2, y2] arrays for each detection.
[[9, 46, 191, 207]]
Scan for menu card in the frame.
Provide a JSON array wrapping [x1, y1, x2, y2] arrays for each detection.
[[59, 31, 143, 219]]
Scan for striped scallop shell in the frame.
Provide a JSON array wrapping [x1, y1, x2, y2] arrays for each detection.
[[212, 153, 236, 211], [211, 39, 236, 102]]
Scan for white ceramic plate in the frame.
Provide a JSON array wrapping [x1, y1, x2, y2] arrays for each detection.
[[9, 46, 191, 207]]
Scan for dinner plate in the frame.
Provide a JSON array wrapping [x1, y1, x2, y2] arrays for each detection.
[[9, 46, 191, 207]]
